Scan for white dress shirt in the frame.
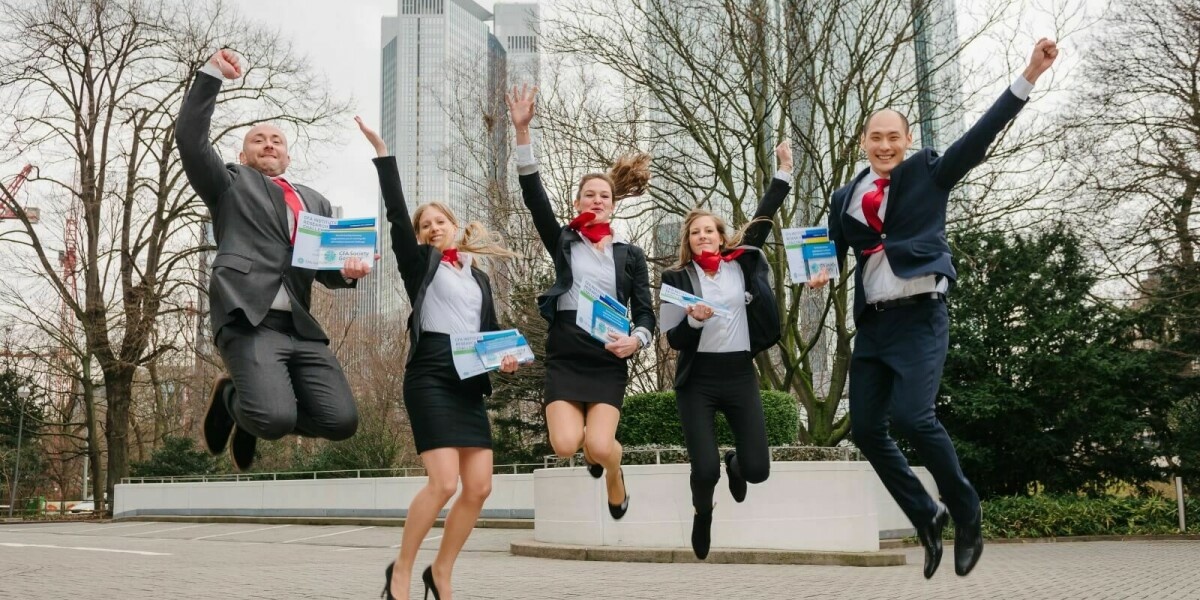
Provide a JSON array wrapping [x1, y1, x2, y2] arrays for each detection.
[[849, 75, 1035, 303], [689, 261, 751, 353], [420, 253, 484, 335]]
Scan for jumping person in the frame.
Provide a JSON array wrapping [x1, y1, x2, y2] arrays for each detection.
[[357, 118, 520, 600], [660, 142, 793, 559], [810, 39, 1059, 578], [177, 49, 369, 471], [505, 84, 655, 520]]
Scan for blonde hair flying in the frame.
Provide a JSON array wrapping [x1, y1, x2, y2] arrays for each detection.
[[412, 201, 517, 259]]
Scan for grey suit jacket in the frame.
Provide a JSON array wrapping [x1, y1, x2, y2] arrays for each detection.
[[176, 72, 354, 342]]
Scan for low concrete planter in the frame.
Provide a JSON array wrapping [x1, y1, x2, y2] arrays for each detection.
[[533, 462, 936, 553]]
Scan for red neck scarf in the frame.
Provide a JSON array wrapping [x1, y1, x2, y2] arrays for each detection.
[[568, 212, 612, 244], [695, 249, 745, 273], [440, 248, 459, 265]]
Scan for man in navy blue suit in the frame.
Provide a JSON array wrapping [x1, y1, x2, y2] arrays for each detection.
[[810, 39, 1059, 579]]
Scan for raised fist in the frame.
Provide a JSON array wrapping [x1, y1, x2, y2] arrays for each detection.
[[209, 49, 242, 80], [1024, 38, 1058, 82]]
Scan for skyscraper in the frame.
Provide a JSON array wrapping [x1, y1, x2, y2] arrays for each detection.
[[368, 0, 541, 323]]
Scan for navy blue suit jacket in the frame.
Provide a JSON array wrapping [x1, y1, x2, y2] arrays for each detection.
[[829, 88, 1027, 322]]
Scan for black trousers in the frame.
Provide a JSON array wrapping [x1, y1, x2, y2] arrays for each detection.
[[849, 299, 979, 528], [676, 351, 770, 512], [215, 310, 358, 441]]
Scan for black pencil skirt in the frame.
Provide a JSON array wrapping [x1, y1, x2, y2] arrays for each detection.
[[402, 332, 493, 454], [543, 310, 629, 409]]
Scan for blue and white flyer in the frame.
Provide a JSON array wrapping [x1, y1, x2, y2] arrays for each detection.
[[782, 226, 840, 284], [292, 212, 377, 270], [659, 283, 732, 318], [450, 329, 534, 380], [575, 281, 631, 343]]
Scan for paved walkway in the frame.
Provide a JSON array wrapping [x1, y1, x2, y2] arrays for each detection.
[[2, 521, 1198, 599]]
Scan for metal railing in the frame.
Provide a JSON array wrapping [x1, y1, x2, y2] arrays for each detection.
[[120, 463, 544, 484], [543, 445, 861, 468]]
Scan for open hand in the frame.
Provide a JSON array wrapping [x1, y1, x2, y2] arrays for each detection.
[[209, 49, 242, 79], [604, 334, 640, 359], [355, 117, 388, 157], [505, 83, 538, 130], [341, 257, 371, 280], [1023, 38, 1058, 83]]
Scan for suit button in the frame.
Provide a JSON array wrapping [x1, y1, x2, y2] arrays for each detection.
[[880, 234, 887, 240]]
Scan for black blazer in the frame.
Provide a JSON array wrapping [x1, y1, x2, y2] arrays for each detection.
[[516, 170, 655, 339], [829, 87, 1027, 321], [176, 72, 354, 343], [661, 177, 790, 388], [373, 158, 501, 392]]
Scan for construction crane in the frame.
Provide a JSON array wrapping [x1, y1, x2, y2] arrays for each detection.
[[0, 164, 40, 224]]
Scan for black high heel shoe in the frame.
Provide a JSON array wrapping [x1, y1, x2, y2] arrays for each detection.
[[607, 467, 629, 519], [381, 562, 397, 600], [422, 565, 441, 600], [582, 455, 603, 479]]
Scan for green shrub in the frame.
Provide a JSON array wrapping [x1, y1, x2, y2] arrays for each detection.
[[967, 495, 1200, 539], [618, 390, 798, 447]]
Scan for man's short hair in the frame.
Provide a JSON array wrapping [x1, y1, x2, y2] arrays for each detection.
[[864, 109, 911, 132]]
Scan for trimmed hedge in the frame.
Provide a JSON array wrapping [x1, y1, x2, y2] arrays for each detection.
[[617, 390, 798, 447], [971, 495, 1200, 539]]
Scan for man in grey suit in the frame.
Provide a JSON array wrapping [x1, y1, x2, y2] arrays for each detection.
[[177, 49, 370, 470]]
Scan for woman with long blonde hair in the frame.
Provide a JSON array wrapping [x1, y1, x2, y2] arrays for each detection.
[[660, 142, 793, 559], [357, 117, 518, 600], [505, 84, 655, 521]]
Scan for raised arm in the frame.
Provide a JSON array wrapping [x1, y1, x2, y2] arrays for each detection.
[[176, 50, 242, 210], [930, 39, 1058, 189], [742, 141, 794, 248], [357, 117, 423, 297], [506, 84, 562, 256]]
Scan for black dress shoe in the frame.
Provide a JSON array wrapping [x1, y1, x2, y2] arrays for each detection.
[[203, 375, 235, 455], [607, 467, 629, 519], [381, 561, 397, 600], [725, 450, 747, 503], [954, 510, 984, 576], [230, 425, 257, 472], [917, 502, 949, 579], [691, 510, 713, 560], [421, 565, 440, 600]]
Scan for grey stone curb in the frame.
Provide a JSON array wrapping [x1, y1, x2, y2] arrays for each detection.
[[509, 539, 907, 567]]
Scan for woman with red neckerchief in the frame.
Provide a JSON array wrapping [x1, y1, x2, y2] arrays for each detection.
[[659, 141, 794, 560], [505, 84, 655, 521], [358, 118, 519, 600]]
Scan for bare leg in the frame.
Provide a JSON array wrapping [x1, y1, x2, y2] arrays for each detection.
[[391, 448, 461, 600], [430, 448, 493, 599], [545, 400, 586, 459], [583, 403, 625, 504]]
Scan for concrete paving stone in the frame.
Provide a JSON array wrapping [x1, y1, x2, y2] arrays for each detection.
[[2, 521, 1199, 599]]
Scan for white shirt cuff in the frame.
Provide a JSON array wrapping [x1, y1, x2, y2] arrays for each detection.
[[687, 315, 706, 329], [633, 328, 651, 349], [199, 62, 229, 82], [515, 144, 538, 176], [1010, 75, 1034, 101], [774, 170, 793, 185]]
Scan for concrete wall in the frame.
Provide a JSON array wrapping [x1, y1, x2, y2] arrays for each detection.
[[113, 474, 534, 519]]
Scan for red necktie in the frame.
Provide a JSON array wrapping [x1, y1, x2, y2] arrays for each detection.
[[861, 178, 889, 256], [440, 248, 459, 265], [568, 212, 613, 244], [273, 178, 304, 244], [695, 249, 745, 273]]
